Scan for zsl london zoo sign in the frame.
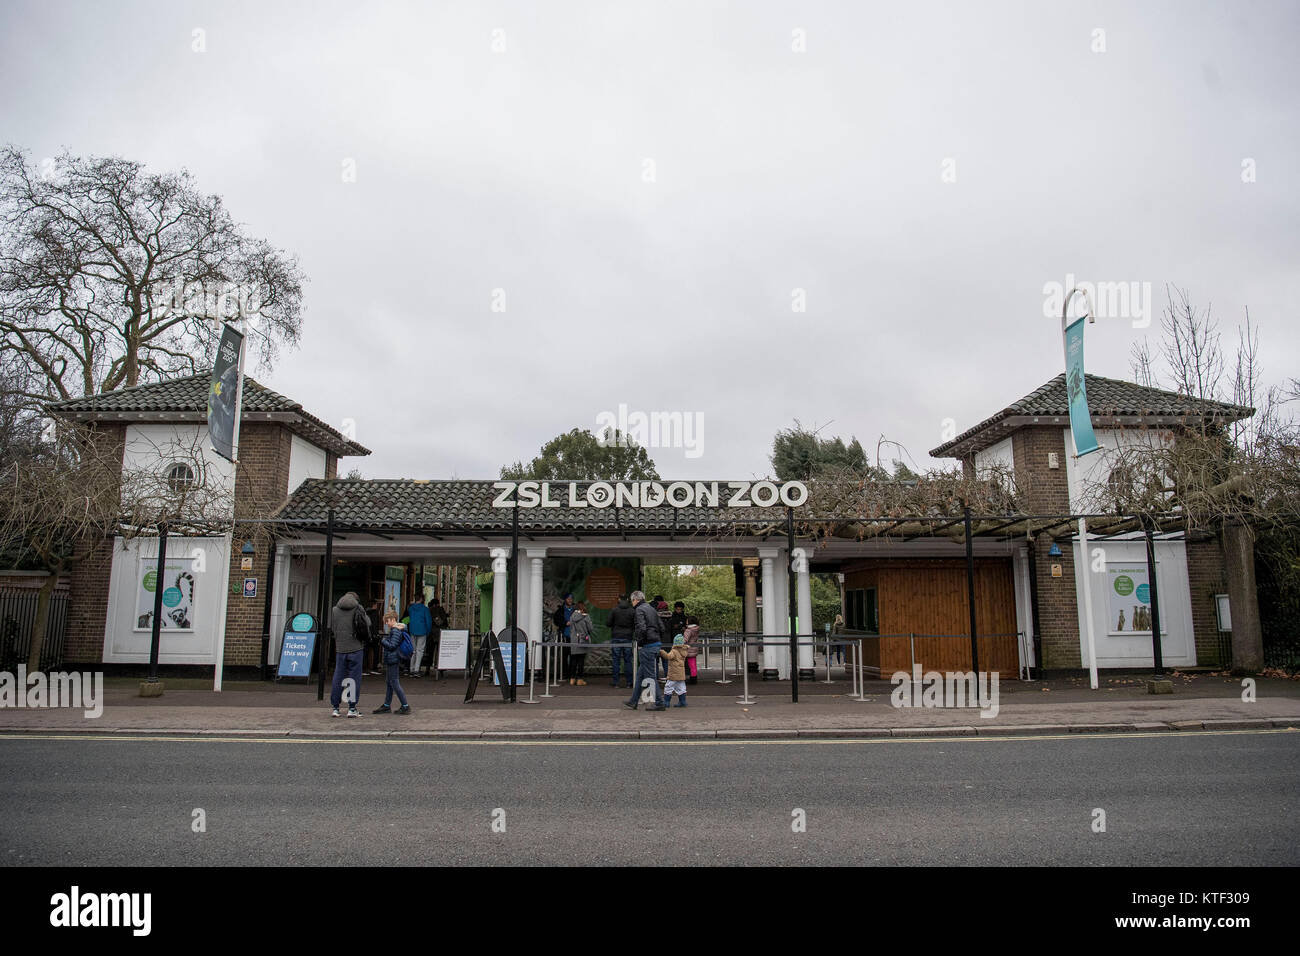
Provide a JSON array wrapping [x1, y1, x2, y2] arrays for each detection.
[[492, 480, 808, 509]]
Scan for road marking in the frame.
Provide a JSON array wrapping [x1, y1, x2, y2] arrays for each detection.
[[0, 728, 1293, 747]]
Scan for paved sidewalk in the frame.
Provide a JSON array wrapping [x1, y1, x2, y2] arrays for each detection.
[[1, 670, 1297, 739]]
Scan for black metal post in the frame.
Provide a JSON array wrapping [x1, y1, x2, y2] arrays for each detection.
[[147, 522, 167, 683], [510, 503, 519, 703], [1145, 525, 1164, 677], [1026, 540, 1043, 680], [965, 507, 980, 684], [317, 508, 335, 701], [787, 506, 798, 704], [259, 538, 276, 682]]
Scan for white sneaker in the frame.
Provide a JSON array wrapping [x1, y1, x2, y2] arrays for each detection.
[[347, 709, 360, 718], [331, 708, 340, 718]]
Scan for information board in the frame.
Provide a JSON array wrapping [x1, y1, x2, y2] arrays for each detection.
[[278, 632, 316, 677], [437, 629, 469, 670]]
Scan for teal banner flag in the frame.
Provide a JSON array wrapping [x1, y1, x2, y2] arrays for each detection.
[[1064, 317, 1099, 456], [207, 323, 244, 462]]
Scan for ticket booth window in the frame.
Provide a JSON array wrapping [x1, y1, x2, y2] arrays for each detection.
[[846, 588, 878, 634]]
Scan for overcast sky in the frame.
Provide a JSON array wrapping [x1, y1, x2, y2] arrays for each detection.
[[3, 0, 1296, 480]]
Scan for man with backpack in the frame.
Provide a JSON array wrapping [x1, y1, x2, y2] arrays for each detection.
[[329, 591, 371, 718], [372, 611, 412, 715]]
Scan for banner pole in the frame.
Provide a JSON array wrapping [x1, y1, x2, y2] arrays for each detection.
[[1062, 288, 1100, 690], [213, 317, 246, 693]]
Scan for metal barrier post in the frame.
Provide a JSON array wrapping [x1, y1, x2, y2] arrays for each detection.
[[521, 640, 539, 704], [540, 640, 554, 699], [736, 636, 757, 704], [715, 633, 732, 685], [849, 639, 868, 702], [822, 635, 834, 684]]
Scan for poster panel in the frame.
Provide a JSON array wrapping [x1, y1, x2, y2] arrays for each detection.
[[136, 554, 198, 632], [1106, 563, 1165, 634]]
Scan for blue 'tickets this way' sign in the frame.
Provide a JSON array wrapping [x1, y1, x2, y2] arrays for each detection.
[[278, 632, 316, 677]]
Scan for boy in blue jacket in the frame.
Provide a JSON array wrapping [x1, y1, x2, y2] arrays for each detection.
[[372, 611, 412, 714]]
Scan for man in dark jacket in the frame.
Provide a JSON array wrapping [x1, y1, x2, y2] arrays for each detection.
[[427, 598, 451, 679], [329, 591, 370, 717], [607, 594, 636, 688], [624, 591, 666, 711]]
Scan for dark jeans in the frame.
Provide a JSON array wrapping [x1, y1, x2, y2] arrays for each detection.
[[331, 649, 364, 709], [627, 644, 664, 708], [383, 663, 408, 708], [570, 653, 587, 679], [610, 643, 633, 685]]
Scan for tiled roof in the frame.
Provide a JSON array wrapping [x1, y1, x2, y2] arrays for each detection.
[[275, 479, 783, 534], [929, 373, 1253, 458], [48, 372, 370, 457]]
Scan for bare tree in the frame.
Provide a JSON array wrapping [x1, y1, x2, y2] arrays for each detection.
[[1106, 286, 1299, 671], [0, 418, 234, 669], [0, 146, 304, 409]]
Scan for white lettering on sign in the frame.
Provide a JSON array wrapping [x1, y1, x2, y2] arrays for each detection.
[[489, 481, 808, 509]]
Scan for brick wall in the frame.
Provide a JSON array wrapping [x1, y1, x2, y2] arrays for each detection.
[[1010, 426, 1082, 669], [1186, 533, 1229, 666], [64, 424, 126, 665], [64, 537, 117, 665], [223, 423, 294, 668]]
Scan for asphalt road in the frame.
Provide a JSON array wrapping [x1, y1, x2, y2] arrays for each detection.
[[1, 730, 1296, 866]]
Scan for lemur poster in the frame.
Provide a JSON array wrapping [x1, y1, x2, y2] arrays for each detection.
[[135, 555, 198, 632]]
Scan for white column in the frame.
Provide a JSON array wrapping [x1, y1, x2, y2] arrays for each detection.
[[527, 548, 546, 669], [794, 547, 814, 673], [268, 545, 291, 666], [759, 548, 780, 675], [489, 547, 508, 636], [774, 548, 792, 679], [742, 559, 759, 634]]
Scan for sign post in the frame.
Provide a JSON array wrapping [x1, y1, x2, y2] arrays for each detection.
[[1062, 287, 1101, 690]]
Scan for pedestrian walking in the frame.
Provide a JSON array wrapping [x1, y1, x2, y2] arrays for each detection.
[[329, 591, 370, 718], [568, 601, 593, 685], [623, 591, 666, 711], [372, 611, 411, 715]]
